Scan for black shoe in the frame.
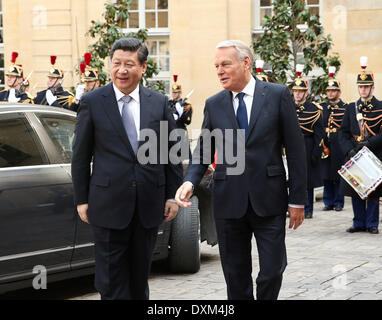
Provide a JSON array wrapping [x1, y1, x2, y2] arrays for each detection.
[[334, 206, 343, 212], [346, 226, 366, 233], [322, 205, 333, 211], [367, 227, 379, 234], [305, 212, 313, 219]]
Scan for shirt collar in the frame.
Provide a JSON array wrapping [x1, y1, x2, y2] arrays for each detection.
[[232, 76, 256, 99], [113, 83, 140, 103]]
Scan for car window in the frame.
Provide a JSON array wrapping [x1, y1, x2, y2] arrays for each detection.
[[36, 113, 76, 164], [0, 113, 49, 168]]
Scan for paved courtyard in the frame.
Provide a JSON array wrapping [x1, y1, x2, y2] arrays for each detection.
[[74, 197, 382, 300]]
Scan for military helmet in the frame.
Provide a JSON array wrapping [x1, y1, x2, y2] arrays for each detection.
[[357, 56, 374, 85], [81, 52, 99, 82], [172, 74, 181, 93], [48, 56, 64, 78], [254, 59, 269, 82], [292, 64, 308, 90], [327, 66, 340, 90], [6, 52, 23, 78]]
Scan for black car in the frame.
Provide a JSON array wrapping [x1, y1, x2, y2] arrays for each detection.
[[0, 104, 216, 294]]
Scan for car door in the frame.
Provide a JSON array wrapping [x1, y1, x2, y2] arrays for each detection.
[[32, 112, 95, 271], [0, 111, 75, 286]]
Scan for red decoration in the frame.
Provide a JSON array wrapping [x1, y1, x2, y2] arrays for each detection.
[[84, 53, 92, 66], [80, 63, 86, 74], [173, 74, 178, 83], [11, 52, 18, 63], [50, 55, 57, 66]]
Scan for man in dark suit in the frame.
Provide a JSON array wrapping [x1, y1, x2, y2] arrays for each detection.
[[71, 38, 182, 300], [175, 40, 307, 300]]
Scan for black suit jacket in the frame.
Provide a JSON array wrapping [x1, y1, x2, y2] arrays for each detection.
[[185, 79, 307, 219], [71, 83, 183, 229]]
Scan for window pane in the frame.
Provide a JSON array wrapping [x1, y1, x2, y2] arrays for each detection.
[[307, 0, 319, 4], [158, 0, 168, 9], [159, 40, 169, 55], [0, 116, 48, 168], [130, 0, 139, 10], [147, 41, 158, 55], [159, 56, 169, 71], [37, 114, 76, 164], [146, 0, 156, 10], [128, 12, 139, 28], [309, 6, 319, 17], [260, 8, 272, 25], [260, 0, 271, 6], [158, 11, 168, 28], [146, 12, 156, 28]]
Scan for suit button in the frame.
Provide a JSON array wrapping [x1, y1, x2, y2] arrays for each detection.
[[131, 181, 137, 187]]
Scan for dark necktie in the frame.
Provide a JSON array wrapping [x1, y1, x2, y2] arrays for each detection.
[[236, 92, 248, 135], [121, 95, 139, 154]]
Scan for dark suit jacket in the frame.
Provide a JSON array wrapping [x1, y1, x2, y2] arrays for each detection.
[[71, 83, 183, 229], [184, 79, 307, 219]]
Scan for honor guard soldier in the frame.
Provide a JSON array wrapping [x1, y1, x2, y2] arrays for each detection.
[[168, 75, 193, 161], [254, 59, 269, 82], [74, 53, 100, 112], [292, 64, 325, 219], [0, 52, 33, 104], [169, 75, 193, 130], [339, 56, 381, 234], [33, 56, 76, 110], [321, 67, 347, 212]]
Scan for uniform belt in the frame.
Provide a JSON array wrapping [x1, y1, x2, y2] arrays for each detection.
[[325, 128, 338, 133]]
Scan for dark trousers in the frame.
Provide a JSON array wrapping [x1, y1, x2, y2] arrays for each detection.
[[351, 197, 379, 229], [323, 180, 344, 208], [305, 188, 314, 213], [215, 204, 287, 300], [92, 213, 158, 300]]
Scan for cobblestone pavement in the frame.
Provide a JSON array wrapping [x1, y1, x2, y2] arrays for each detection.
[[74, 197, 382, 300]]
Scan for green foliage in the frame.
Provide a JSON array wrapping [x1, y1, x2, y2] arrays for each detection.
[[252, 0, 341, 100], [85, 0, 165, 93]]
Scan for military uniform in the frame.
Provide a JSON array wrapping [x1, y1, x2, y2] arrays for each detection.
[[338, 57, 380, 234], [293, 74, 325, 218], [169, 77, 193, 161], [321, 74, 347, 211], [33, 56, 77, 111], [0, 52, 34, 104]]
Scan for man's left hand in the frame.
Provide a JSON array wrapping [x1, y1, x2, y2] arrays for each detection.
[[288, 206, 304, 230], [164, 200, 179, 222]]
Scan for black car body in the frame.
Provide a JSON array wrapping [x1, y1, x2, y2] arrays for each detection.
[[0, 104, 216, 294]]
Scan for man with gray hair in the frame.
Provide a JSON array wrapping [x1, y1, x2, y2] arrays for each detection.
[[176, 40, 307, 300]]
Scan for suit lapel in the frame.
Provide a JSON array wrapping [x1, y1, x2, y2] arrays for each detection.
[[138, 84, 153, 147], [101, 83, 135, 155], [247, 78, 267, 141], [221, 90, 239, 130]]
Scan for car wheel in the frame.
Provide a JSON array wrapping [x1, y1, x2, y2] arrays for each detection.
[[169, 196, 200, 273]]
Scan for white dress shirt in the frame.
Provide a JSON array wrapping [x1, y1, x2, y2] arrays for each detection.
[[231, 76, 256, 124], [113, 83, 140, 139]]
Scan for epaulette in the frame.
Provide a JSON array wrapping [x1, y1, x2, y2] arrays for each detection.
[[57, 93, 76, 107], [0, 89, 7, 93], [25, 91, 34, 100], [312, 101, 323, 111]]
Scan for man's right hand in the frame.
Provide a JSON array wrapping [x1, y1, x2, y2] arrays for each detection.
[[175, 182, 194, 208], [77, 203, 90, 224]]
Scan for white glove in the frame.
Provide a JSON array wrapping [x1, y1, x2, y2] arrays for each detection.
[[175, 102, 184, 117], [173, 113, 179, 120], [46, 89, 57, 105], [75, 84, 85, 103], [8, 89, 21, 103]]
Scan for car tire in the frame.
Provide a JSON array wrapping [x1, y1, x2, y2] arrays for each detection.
[[169, 196, 200, 273]]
